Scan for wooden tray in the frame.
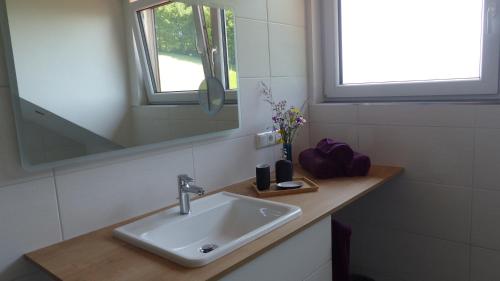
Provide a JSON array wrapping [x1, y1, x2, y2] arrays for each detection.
[[252, 177, 319, 198]]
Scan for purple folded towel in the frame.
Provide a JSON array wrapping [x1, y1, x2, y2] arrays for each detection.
[[316, 138, 354, 166], [332, 218, 352, 281], [346, 152, 371, 177], [299, 148, 345, 179]]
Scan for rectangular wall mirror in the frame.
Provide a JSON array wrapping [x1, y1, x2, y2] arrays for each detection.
[[1, 0, 240, 168]]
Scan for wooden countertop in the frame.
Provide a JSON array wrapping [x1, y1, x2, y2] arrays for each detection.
[[26, 165, 403, 281]]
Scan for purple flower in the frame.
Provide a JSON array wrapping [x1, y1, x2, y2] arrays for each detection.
[[260, 81, 306, 144]]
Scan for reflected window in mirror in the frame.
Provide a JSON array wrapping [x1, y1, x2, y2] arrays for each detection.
[[136, 1, 237, 104]]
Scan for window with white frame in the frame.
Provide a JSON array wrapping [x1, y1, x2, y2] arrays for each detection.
[[322, 0, 500, 100], [128, 0, 237, 104]]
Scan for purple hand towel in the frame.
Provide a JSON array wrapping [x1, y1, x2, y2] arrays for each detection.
[[346, 152, 371, 177], [316, 138, 354, 166], [299, 148, 345, 179], [332, 218, 352, 281]]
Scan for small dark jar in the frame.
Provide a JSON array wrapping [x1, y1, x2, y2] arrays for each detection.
[[275, 159, 293, 183]]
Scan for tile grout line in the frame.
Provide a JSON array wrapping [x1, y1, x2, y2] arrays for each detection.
[[267, 20, 306, 28], [265, 0, 273, 78], [190, 144, 197, 180], [309, 120, 478, 129], [52, 168, 66, 241], [468, 125, 478, 281], [56, 133, 257, 177], [472, 186, 500, 192], [356, 104, 360, 149], [352, 219, 472, 248], [395, 177, 472, 190], [469, 108, 478, 281], [0, 174, 53, 190], [235, 16, 306, 29], [471, 244, 500, 253], [355, 122, 476, 129]]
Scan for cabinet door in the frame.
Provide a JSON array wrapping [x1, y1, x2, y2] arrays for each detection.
[[220, 216, 332, 281]]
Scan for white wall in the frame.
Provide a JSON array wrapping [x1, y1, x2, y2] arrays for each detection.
[[0, 1, 309, 280], [6, 0, 132, 145], [311, 103, 500, 281]]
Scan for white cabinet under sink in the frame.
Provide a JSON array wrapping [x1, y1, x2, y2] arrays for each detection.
[[220, 216, 332, 281]]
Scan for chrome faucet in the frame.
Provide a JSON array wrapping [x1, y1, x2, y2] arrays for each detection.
[[177, 174, 205, 215]]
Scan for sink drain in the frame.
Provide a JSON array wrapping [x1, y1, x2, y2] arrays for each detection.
[[200, 244, 218, 254]]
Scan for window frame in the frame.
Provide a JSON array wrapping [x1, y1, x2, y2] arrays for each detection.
[[322, 0, 500, 101], [127, 0, 237, 105]]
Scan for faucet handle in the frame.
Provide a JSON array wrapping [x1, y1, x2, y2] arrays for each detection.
[[178, 174, 195, 183]]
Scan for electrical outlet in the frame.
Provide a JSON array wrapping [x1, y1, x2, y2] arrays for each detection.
[[255, 131, 280, 149]]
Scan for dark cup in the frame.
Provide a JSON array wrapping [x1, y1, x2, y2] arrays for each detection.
[[256, 164, 271, 190]]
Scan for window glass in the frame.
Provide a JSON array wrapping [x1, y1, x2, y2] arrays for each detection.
[[340, 0, 483, 85], [225, 10, 238, 90], [142, 3, 205, 92]]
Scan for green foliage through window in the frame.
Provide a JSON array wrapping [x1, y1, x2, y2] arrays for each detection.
[[154, 3, 199, 57], [146, 2, 238, 91]]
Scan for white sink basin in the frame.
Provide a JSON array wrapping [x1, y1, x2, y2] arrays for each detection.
[[113, 192, 302, 267]]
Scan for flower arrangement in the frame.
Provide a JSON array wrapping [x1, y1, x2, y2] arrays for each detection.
[[260, 81, 307, 146]]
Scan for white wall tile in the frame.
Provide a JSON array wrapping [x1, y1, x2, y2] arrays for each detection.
[[56, 147, 194, 239], [0, 88, 52, 188], [238, 78, 273, 134], [471, 189, 500, 250], [309, 123, 358, 150], [268, 0, 306, 26], [0, 178, 62, 281], [350, 223, 470, 281], [471, 247, 500, 281], [273, 140, 284, 163], [235, 18, 270, 78], [358, 104, 476, 127], [273, 78, 308, 109], [193, 135, 274, 191], [474, 129, 500, 190], [309, 103, 500, 280], [358, 126, 474, 187], [270, 76, 308, 110], [309, 104, 358, 124], [475, 104, 500, 128], [340, 179, 472, 243], [233, 0, 268, 21], [293, 122, 310, 161], [269, 23, 306, 77]]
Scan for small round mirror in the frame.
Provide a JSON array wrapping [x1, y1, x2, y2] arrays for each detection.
[[198, 77, 225, 116]]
